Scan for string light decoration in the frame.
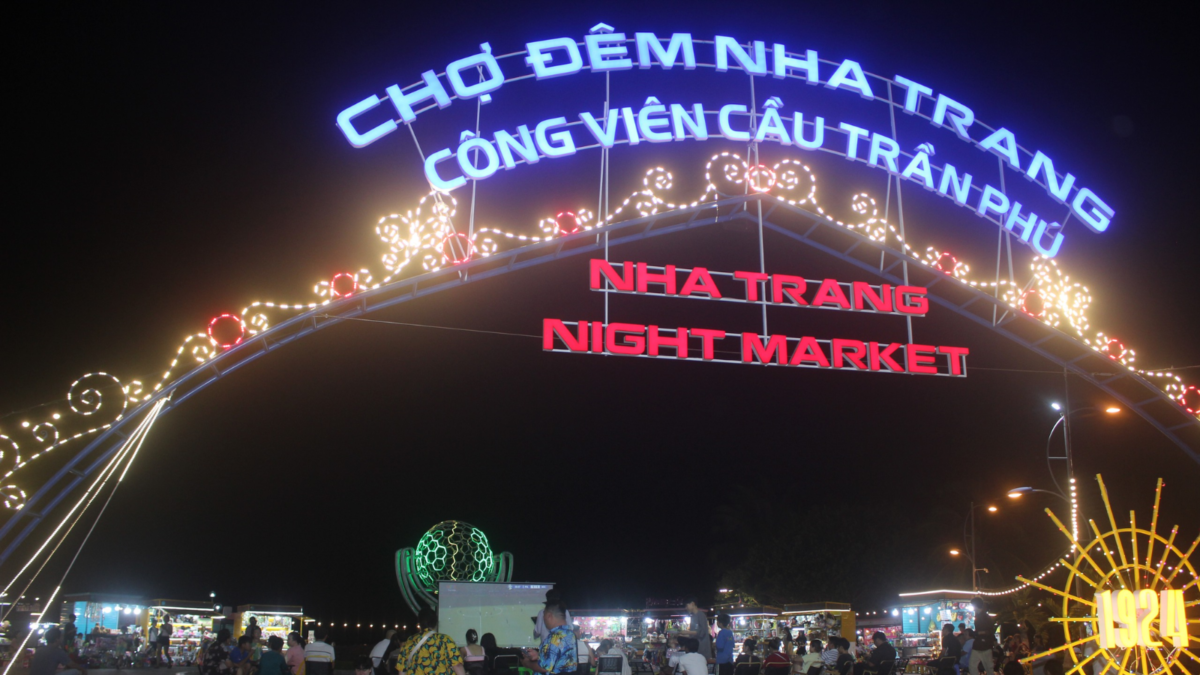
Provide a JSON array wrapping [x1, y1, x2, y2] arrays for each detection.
[[975, 559, 1068, 596], [3, 155, 1196, 511], [207, 314, 247, 350], [924, 248, 970, 280], [316, 270, 373, 300], [1020, 476, 1198, 675], [0, 373, 141, 511]]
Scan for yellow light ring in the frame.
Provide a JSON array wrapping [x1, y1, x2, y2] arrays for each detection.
[[1049, 517, 1197, 675]]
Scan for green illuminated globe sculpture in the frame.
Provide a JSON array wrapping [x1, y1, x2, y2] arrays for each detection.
[[396, 520, 514, 612]]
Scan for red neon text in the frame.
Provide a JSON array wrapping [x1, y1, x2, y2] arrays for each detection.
[[589, 259, 926, 315], [545, 319, 968, 377]]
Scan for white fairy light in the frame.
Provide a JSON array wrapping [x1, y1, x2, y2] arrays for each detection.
[[4, 155, 1196, 511]]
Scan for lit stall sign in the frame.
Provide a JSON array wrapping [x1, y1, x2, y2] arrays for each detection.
[[337, 28, 1115, 258], [543, 259, 969, 375], [1094, 589, 1190, 649]]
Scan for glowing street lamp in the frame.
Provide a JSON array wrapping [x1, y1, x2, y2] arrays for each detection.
[[950, 502, 996, 592], [1006, 487, 1067, 501], [1028, 402, 1120, 596]]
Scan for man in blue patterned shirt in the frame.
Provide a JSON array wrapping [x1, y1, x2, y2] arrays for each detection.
[[522, 603, 577, 675]]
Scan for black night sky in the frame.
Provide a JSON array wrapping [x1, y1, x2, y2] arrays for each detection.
[[4, 0, 1199, 642]]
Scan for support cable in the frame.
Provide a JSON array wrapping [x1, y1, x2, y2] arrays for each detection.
[[603, 71, 611, 327], [465, 64, 484, 282], [748, 58, 767, 337], [885, 82, 913, 344], [1, 399, 165, 675]]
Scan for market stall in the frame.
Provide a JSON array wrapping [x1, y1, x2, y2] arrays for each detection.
[[896, 591, 977, 663], [148, 599, 220, 664], [781, 602, 856, 645], [714, 602, 782, 648], [854, 611, 902, 645], [637, 606, 694, 671], [61, 592, 147, 642], [571, 610, 629, 644], [235, 604, 305, 640], [2, 598, 44, 666]]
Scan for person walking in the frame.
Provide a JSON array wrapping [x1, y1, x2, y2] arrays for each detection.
[[681, 599, 712, 660], [159, 617, 174, 666], [373, 629, 398, 675], [534, 590, 573, 641], [968, 616, 996, 675], [714, 614, 734, 675], [396, 608, 466, 675], [286, 632, 307, 675], [522, 603, 576, 675], [61, 615, 78, 647]]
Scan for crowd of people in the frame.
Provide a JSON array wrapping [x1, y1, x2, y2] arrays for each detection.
[[27, 592, 1083, 675], [929, 617, 1069, 675], [26, 613, 184, 675]]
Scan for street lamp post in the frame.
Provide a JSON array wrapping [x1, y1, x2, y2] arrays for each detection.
[[1010, 402, 1117, 597], [1044, 403, 1120, 543], [952, 502, 993, 593]]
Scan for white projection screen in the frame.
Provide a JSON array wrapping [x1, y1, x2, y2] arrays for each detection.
[[438, 582, 554, 648]]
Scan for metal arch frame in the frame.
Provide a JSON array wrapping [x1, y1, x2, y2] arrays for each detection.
[[2, 195, 1197, 567]]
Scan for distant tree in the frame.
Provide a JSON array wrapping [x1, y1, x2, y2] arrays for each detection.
[[714, 500, 925, 606], [996, 588, 1051, 629]]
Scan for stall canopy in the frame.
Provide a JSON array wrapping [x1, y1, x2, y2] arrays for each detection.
[[897, 591, 977, 634], [855, 613, 902, 628], [570, 609, 630, 641], [61, 592, 147, 636], [781, 602, 855, 641], [149, 599, 220, 639], [854, 611, 903, 643], [715, 603, 781, 643], [639, 606, 698, 642], [235, 604, 307, 639], [715, 603, 782, 617]]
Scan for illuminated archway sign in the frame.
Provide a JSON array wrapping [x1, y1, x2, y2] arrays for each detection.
[[544, 259, 971, 375], [337, 27, 1116, 258], [1, 23, 1198, 583]]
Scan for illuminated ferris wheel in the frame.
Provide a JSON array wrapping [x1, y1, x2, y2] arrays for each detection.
[[1020, 475, 1198, 675]]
